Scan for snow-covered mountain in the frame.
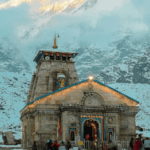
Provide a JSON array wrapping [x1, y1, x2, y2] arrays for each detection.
[[0, 71, 31, 141], [96, 46, 150, 84], [74, 35, 150, 82], [62, 0, 97, 13]]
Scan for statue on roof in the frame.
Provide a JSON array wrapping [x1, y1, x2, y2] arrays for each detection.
[[57, 68, 66, 88]]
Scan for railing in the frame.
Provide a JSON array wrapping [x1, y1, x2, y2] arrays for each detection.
[[67, 140, 130, 150], [32, 140, 130, 150], [116, 140, 130, 150]]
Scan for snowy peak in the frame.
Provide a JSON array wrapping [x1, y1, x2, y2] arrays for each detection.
[[97, 48, 150, 84], [61, 0, 98, 13]]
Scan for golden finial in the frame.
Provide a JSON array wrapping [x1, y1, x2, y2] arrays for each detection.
[[52, 34, 58, 49]]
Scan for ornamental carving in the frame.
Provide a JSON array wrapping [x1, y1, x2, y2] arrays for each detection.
[[81, 92, 105, 107], [88, 83, 93, 91], [108, 117, 113, 124]]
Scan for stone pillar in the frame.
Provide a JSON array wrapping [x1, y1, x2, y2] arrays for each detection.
[[22, 118, 28, 149], [68, 63, 79, 84], [24, 125, 27, 149], [30, 76, 38, 102], [26, 74, 36, 104], [34, 112, 41, 144], [34, 74, 47, 100], [27, 115, 34, 150], [34, 61, 51, 99], [21, 122, 25, 148], [116, 114, 120, 140], [48, 74, 53, 93], [61, 111, 69, 141]]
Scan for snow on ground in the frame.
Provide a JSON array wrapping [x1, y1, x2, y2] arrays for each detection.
[[0, 144, 21, 147], [108, 83, 150, 129]]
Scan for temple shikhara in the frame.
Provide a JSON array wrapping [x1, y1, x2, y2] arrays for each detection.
[[20, 35, 139, 150]]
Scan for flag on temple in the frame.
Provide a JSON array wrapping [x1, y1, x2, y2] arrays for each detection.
[[58, 119, 62, 136]]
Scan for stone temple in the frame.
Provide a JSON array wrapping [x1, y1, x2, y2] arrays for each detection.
[[20, 36, 139, 150]]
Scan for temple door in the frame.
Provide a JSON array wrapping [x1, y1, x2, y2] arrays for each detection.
[[70, 131, 75, 141]]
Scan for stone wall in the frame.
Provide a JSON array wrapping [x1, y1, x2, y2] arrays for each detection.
[[106, 113, 119, 140], [37, 80, 138, 107], [119, 114, 136, 140], [34, 111, 59, 142], [21, 118, 28, 149], [26, 60, 79, 103], [61, 111, 79, 141]]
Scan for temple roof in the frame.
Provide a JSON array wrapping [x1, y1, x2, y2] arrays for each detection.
[[33, 49, 78, 63], [20, 79, 139, 112]]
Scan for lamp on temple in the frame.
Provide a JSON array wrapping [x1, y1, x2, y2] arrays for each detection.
[[88, 75, 93, 80]]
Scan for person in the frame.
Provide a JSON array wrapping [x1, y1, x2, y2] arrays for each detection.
[[141, 138, 145, 150], [52, 140, 60, 150], [65, 140, 72, 150], [86, 134, 90, 141], [129, 138, 134, 150], [59, 141, 66, 150], [107, 140, 117, 150], [133, 135, 141, 150], [90, 140, 96, 150], [32, 141, 37, 150], [60, 141, 65, 146], [107, 140, 113, 150], [117, 141, 122, 150], [85, 134, 90, 149], [47, 140, 53, 150], [144, 138, 150, 150]]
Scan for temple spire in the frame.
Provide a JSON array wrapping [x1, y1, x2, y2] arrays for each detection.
[[52, 33, 58, 49]]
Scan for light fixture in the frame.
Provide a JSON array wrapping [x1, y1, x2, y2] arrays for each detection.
[[88, 75, 93, 80]]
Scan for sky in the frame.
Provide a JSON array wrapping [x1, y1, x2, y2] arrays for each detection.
[[0, 0, 148, 74], [1, 0, 150, 73]]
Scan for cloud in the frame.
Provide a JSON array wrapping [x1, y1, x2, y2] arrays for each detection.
[[1, 0, 150, 72]]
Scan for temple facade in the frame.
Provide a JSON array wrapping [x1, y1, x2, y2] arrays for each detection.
[[20, 37, 139, 150]]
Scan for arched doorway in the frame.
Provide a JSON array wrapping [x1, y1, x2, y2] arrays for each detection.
[[70, 131, 75, 141], [84, 120, 99, 141], [109, 132, 112, 141], [109, 131, 115, 141]]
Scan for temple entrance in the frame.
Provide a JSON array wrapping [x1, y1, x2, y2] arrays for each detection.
[[109, 131, 115, 142], [84, 120, 99, 141], [70, 131, 75, 141]]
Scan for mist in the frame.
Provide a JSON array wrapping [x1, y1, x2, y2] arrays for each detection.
[[0, 0, 150, 72]]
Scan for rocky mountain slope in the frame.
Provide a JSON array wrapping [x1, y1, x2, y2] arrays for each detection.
[[0, 71, 31, 133], [96, 46, 150, 84], [62, 0, 97, 13], [74, 35, 150, 82]]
